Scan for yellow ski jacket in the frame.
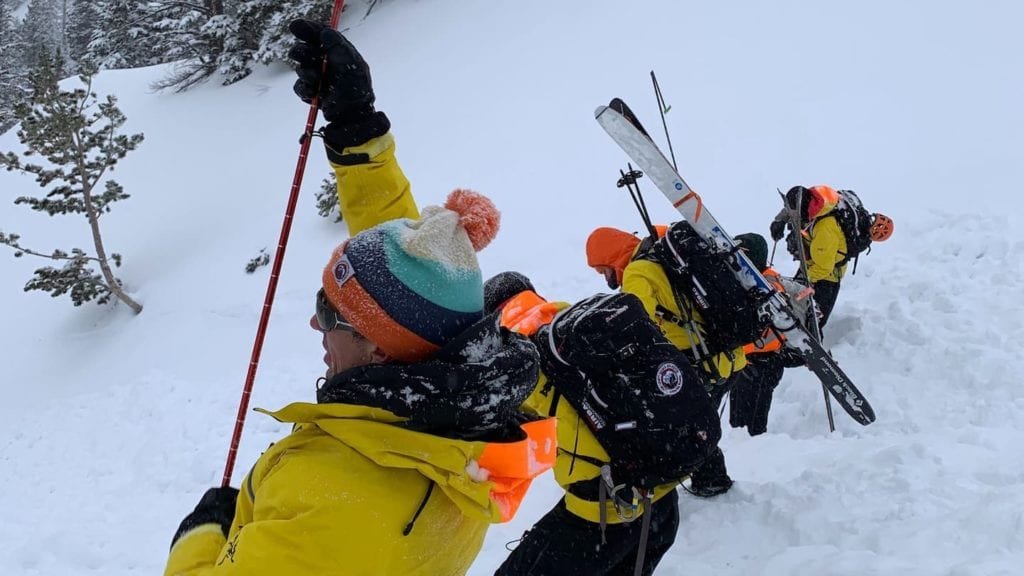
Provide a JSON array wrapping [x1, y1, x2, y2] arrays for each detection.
[[165, 403, 553, 576], [805, 212, 848, 284]]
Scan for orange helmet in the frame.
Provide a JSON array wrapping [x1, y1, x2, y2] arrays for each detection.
[[870, 213, 893, 242]]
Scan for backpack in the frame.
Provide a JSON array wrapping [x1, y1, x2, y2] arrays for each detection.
[[536, 292, 722, 492], [828, 189, 874, 269], [635, 221, 771, 361]]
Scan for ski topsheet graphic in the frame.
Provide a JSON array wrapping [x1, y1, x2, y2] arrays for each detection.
[[595, 99, 875, 426]]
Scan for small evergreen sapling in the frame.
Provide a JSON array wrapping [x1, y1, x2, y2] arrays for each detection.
[[244, 247, 270, 274], [0, 58, 144, 313], [314, 171, 343, 222]]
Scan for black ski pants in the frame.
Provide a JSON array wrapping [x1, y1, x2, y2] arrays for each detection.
[[729, 353, 786, 436], [812, 280, 841, 328], [494, 489, 680, 576]]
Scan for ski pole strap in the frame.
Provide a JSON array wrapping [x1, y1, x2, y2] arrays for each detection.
[[567, 414, 582, 476], [632, 492, 654, 576], [546, 389, 562, 418]]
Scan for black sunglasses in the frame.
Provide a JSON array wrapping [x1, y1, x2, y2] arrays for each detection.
[[315, 289, 356, 333]]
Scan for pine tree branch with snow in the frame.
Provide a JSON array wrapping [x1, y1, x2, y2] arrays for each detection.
[[0, 57, 143, 313]]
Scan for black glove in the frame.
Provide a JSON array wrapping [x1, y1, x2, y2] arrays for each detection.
[[170, 486, 239, 548], [770, 219, 786, 242], [289, 19, 391, 159], [289, 19, 376, 123]]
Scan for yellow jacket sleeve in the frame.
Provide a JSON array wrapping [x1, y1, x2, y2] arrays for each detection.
[[166, 451, 383, 576], [330, 133, 419, 236], [807, 216, 847, 283]]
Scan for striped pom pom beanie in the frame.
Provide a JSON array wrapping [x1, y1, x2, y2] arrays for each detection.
[[322, 189, 501, 362]]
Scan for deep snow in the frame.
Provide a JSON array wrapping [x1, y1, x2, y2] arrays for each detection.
[[1, 1, 1022, 575]]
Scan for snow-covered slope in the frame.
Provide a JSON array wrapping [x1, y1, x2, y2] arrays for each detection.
[[1, 1, 1023, 574]]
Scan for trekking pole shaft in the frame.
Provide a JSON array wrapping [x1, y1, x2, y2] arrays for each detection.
[[808, 302, 836, 432], [651, 71, 677, 170], [222, 0, 347, 487], [822, 380, 836, 431]]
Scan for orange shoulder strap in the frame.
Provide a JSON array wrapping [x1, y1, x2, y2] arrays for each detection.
[[500, 291, 561, 336]]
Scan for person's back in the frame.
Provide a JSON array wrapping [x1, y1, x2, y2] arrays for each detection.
[[586, 227, 748, 381], [487, 282, 702, 576], [585, 226, 745, 498]]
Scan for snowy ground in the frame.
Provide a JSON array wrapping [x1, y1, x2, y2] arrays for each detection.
[[1, 1, 1023, 574]]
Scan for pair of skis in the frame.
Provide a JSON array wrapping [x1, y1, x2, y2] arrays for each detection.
[[595, 99, 874, 427]]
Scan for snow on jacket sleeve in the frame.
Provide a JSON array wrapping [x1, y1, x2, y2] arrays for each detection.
[[807, 216, 847, 283], [330, 132, 419, 236]]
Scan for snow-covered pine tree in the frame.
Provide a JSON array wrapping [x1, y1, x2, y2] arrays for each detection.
[[148, 0, 239, 90], [153, 0, 341, 90], [0, 0, 27, 133], [65, 0, 104, 69], [87, 0, 155, 70], [17, 0, 64, 72], [237, 0, 331, 66], [0, 56, 145, 313]]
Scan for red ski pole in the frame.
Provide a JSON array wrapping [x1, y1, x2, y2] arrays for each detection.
[[222, 0, 347, 487]]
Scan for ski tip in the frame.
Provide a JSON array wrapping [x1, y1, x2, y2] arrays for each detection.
[[594, 105, 609, 119], [602, 97, 652, 138], [608, 97, 629, 115]]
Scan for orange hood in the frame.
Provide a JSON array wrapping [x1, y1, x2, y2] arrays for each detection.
[[586, 227, 642, 284]]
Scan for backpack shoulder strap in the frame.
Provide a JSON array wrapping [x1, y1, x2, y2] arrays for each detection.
[[631, 234, 659, 263]]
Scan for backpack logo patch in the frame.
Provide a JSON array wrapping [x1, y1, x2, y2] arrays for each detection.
[[656, 362, 684, 396]]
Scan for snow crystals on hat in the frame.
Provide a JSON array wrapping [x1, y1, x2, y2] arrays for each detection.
[[322, 189, 501, 362]]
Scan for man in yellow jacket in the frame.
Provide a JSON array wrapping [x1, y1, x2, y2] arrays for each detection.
[[770, 185, 848, 327], [585, 226, 745, 497], [163, 21, 556, 576]]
